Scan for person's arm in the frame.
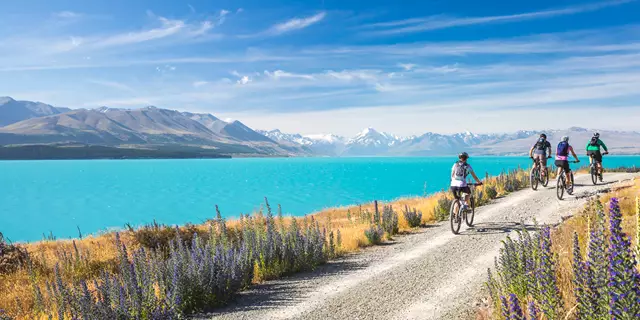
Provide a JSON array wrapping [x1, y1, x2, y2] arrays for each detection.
[[529, 146, 535, 158], [547, 143, 552, 158], [600, 140, 609, 153], [570, 146, 580, 162], [586, 141, 590, 153], [469, 169, 482, 184]]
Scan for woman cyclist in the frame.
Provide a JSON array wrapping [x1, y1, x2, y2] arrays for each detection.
[[450, 152, 483, 210], [555, 136, 580, 192]]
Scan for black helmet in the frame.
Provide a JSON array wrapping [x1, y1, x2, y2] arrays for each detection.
[[458, 152, 469, 159], [593, 132, 600, 138], [540, 133, 547, 139]]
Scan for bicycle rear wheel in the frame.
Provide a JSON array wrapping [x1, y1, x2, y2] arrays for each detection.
[[556, 173, 565, 200], [530, 168, 539, 191], [450, 200, 462, 234], [590, 165, 598, 185], [465, 196, 475, 227]]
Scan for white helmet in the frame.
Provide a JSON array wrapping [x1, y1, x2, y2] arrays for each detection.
[[561, 136, 569, 142]]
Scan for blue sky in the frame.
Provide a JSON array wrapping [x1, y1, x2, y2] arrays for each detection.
[[1, 0, 640, 136]]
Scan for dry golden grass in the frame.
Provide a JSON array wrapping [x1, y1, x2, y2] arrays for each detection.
[[0, 170, 527, 319]]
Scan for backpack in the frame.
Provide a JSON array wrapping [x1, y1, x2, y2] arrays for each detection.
[[590, 137, 599, 146], [453, 161, 468, 181], [535, 138, 547, 150], [557, 141, 569, 156]]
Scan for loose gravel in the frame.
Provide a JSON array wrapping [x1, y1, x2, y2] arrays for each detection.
[[198, 173, 637, 320]]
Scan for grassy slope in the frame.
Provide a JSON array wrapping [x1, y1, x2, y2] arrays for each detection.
[[0, 170, 528, 319]]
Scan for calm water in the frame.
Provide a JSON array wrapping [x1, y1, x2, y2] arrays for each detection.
[[1, 156, 638, 242]]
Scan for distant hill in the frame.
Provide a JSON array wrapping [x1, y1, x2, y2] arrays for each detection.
[[0, 97, 301, 156], [0, 97, 70, 126]]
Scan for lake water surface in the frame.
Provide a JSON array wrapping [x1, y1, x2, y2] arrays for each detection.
[[1, 156, 638, 242]]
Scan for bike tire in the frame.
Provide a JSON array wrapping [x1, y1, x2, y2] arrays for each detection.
[[590, 166, 598, 185], [541, 167, 550, 187], [530, 168, 539, 191], [450, 200, 462, 234], [465, 196, 475, 227], [567, 172, 575, 195], [556, 173, 565, 200]]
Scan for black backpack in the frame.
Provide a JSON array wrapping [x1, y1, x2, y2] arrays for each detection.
[[535, 138, 547, 150], [590, 137, 599, 146]]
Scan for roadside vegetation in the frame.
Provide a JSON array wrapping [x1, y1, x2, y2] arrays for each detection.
[[485, 177, 640, 319], [0, 169, 529, 319]]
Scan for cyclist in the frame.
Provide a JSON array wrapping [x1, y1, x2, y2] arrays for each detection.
[[529, 133, 552, 178], [586, 132, 609, 182], [450, 152, 483, 210], [555, 136, 580, 192]]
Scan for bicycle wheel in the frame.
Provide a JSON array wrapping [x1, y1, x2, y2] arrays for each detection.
[[590, 165, 598, 185], [542, 167, 550, 187], [530, 168, 539, 191], [450, 200, 462, 234], [556, 172, 565, 200], [465, 196, 475, 227], [567, 172, 575, 195]]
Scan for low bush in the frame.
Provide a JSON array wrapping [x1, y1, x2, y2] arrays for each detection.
[[364, 225, 384, 245], [0, 232, 29, 275], [433, 196, 453, 222], [402, 205, 423, 228]]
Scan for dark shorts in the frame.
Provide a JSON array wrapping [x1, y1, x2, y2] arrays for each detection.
[[450, 186, 471, 200], [555, 160, 571, 172], [587, 150, 602, 163]]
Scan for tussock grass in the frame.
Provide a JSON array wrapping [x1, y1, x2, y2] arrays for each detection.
[[0, 168, 530, 319]]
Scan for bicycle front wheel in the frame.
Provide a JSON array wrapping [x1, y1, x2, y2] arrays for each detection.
[[530, 168, 539, 191], [556, 173, 565, 200], [450, 200, 462, 234], [465, 196, 475, 227]]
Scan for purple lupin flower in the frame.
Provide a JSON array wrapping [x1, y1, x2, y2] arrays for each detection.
[[527, 300, 538, 320], [500, 296, 509, 319], [607, 198, 640, 318], [508, 293, 524, 320], [536, 226, 562, 319], [572, 232, 588, 319], [584, 199, 609, 318]]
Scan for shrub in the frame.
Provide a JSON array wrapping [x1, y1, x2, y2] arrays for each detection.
[[403, 205, 423, 228], [0, 232, 29, 275], [433, 196, 453, 222], [364, 225, 383, 245], [381, 205, 399, 236], [128, 220, 203, 254], [485, 186, 498, 200]]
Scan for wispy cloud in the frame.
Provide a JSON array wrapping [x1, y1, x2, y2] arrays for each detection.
[[266, 12, 327, 35], [53, 11, 83, 19], [87, 79, 136, 93], [362, 0, 635, 35]]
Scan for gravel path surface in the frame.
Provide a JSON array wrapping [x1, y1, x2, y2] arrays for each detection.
[[199, 173, 637, 320]]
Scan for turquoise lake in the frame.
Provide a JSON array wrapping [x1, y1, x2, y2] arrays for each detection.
[[1, 156, 638, 242]]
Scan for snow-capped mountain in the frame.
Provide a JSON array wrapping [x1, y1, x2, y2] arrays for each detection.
[[258, 129, 346, 156], [257, 127, 640, 156]]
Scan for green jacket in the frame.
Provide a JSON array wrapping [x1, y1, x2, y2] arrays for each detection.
[[586, 138, 608, 152]]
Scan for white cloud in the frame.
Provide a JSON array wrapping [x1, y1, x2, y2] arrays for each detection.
[[237, 76, 251, 85], [363, 0, 635, 35], [88, 79, 135, 93], [398, 63, 417, 71], [267, 12, 326, 35], [264, 70, 315, 80]]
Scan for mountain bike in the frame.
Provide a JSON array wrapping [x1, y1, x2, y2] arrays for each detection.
[[450, 183, 481, 234], [589, 152, 607, 185], [556, 161, 579, 200], [530, 157, 550, 190]]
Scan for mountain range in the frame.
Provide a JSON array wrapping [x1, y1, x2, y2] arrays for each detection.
[[2, 97, 640, 157]]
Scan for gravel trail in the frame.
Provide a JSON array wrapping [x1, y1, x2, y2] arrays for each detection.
[[200, 173, 637, 320]]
